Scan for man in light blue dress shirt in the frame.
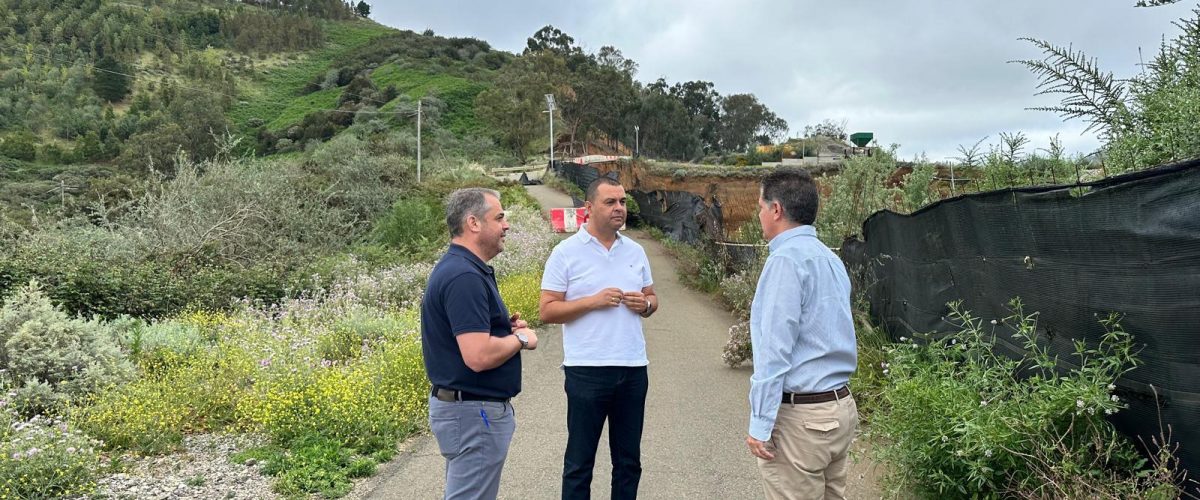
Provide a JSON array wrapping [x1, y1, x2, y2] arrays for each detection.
[[745, 168, 858, 500]]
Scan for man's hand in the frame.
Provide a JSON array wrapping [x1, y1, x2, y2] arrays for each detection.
[[509, 312, 528, 330], [588, 287, 625, 310], [746, 436, 775, 460], [516, 327, 538, 350], [621, 291, 650, 314]]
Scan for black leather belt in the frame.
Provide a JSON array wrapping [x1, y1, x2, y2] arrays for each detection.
[[782, 386, 850, 405], [432, 386, 510, 403]]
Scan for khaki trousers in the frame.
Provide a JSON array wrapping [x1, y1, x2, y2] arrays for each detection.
[[757, 394, 858, 500]]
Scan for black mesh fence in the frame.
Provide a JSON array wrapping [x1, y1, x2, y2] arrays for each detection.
[[842, 158, 1200, 484]]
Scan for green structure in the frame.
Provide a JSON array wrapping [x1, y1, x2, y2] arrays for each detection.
[[850, 132, 873, 148]]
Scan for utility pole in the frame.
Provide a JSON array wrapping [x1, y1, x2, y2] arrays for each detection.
[[416, 98, 422, 183], [545, 94, 556, 167]]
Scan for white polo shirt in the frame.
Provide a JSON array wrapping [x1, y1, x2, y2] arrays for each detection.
[[541, 226, 654, 366]]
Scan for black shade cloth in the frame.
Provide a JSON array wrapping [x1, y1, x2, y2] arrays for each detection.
[[842, 158, 1200, 486]]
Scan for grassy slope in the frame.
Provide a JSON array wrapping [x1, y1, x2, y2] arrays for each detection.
[[370, 65, 487, 135], [227, 19, 394, 133]]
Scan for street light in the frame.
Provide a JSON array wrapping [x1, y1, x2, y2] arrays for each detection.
[[544, 93, 556, 166], [633, 125, 639, 158]]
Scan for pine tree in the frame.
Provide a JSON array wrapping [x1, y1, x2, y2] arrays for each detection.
[[92, 55, 131, 102], [355, 1, 370, 18]]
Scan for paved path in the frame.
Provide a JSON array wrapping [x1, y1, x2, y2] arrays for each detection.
[[357, 185, 881, 499]]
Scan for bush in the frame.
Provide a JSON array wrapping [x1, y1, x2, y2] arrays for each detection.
[[816, 148, 904, 247], [490, 206, 559, 278], [239, 337, 427, 455], [871, 299, 1182, 498], [0, 414, 101, 498], [372, 193, 446, 257], [0, 132, 37, 162], [497, 271, 543, 327], [0, 281, 134, 416], [77, 342, 255, 454]]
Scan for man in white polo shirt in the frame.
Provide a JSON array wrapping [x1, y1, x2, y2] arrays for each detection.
[[540, 176, 658, 500]]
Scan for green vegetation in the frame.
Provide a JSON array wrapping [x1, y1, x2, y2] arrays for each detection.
[[872, 301, 1179, 498]]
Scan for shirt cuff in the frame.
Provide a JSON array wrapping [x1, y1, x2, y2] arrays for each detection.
[[749, 416, 775, 441]]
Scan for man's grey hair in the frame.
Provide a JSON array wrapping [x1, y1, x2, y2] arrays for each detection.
[[445, 187, 501, 237]]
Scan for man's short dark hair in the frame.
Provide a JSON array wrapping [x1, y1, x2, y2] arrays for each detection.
[[761, 168, 819, 226], [586, 176, 623, 202], [445, 187, 500, 238]]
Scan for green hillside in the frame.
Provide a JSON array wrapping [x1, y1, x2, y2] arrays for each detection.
[[0, 0, 512, 221]]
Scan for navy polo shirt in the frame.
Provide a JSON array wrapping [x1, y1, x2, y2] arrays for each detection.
[[420, 244, 521, 398]]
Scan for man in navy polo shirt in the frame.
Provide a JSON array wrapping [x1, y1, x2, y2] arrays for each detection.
[[421, 187, 540, 500]]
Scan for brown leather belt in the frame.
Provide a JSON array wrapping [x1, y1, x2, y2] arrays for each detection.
[[782, 386, 850, 405]]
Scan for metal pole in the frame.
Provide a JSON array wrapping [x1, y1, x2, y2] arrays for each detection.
[[417, 98, 422, 183], [634, 125, 639, 157], [949, 162, 956, 196], [545, 94, 556, 167]]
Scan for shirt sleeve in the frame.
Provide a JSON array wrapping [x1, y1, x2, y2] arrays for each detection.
[[444, 274, 493, 336], [540, 246, 569, 292], [640, 249, 654, 288], [748, 254, 807, 441]]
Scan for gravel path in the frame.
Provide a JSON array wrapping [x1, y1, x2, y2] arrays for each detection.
[[94, 434, 277, 500]]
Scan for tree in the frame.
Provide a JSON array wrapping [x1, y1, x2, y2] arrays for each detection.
[[804, 118, 848, 141], [719, 94, 788, 152], [636, 87, 702, 160], [671, 81, 723, 153], [475, 52, 571, 162], [355, 1, 370, 18], [92, 56, 131, 102]]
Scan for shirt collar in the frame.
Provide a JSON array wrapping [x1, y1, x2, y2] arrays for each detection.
[[447, 243, 495, 275], [768, 225, 818, 253], [576, 224, 624, 248]]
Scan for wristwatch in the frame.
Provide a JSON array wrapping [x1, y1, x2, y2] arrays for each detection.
[[516, 332, 530, 349]]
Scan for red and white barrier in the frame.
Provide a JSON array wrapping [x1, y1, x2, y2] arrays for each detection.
[[549, 207, 588, 232]]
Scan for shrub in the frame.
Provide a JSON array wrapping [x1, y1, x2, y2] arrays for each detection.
[[497, 271, 543, 328], [0, 281, 134, 416], [239, 337, 427, 455], [0, 132, 37, 162], [722, 322, 752, 368], [816, 148, 904, 247], [871, 299, 1182, 498], [491, 206, 559, 278], [372, 193, 446, 257], [0, 414, 101, 498], [77, 343, 255, 454]]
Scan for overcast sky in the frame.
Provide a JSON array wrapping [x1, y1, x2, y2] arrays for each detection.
[[371, 1, 1193, 161]]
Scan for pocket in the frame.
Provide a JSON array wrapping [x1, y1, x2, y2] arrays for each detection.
[[803, 419, 840, 433], [430, 415, 461, 458]]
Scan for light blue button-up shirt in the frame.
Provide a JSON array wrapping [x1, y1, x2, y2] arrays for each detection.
[[748, 225, 857, 441]]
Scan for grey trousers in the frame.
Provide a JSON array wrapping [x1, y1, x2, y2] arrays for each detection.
[[429, 396, 517, 500]]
